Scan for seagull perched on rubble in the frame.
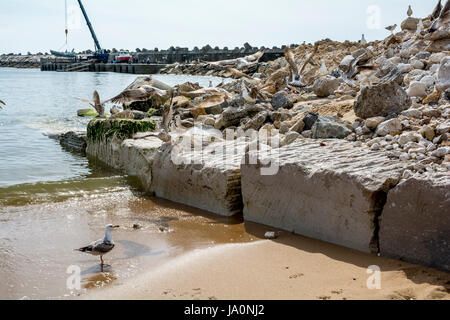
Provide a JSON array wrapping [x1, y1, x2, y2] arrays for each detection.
[[429, 0, 450, 32], [385, 24, 397, 35], [361, 34, 367, 45], [407, 5, 413, 17], [76, 224, 120, 270], [78, 91, 105, 118]]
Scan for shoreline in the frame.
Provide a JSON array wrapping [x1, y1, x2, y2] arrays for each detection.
[[82, 233, 450, 300]]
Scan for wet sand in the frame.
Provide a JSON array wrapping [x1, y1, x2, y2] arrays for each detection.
[[0, 180, 258, 300], [1, 175, 448, 300], [85, 229, 450, 300]]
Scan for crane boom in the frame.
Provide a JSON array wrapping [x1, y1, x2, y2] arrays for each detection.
[[77, 0, 102, 52]]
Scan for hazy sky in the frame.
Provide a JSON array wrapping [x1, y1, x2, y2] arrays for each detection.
[[0, 0, 438, 54]]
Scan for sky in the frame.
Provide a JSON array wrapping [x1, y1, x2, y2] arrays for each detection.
[[0, 0, 439, 54]]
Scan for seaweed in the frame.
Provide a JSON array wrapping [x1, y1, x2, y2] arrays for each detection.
[[87, 119, 155, 142]]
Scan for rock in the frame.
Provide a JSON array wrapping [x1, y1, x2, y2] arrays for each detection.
[[52, 130, 87, 153], [420, 76, 436, 88], [301, 130, 312, 138], [282, 131, 300, 146], [398, 132, 421, 147], [436, 56, 450, 91], [311, 116, 352, 139], [302, 112, 319, 131], [354, 82, 412, 119], [278, 122, 290, 134], [380, 173, 450, 271], [152, 139, 246, 216], [241, 139, 408, 253], [289, 119, 305, 134], [376, 119, 403, 136], [431, 147, 449, 158], [423, 91, 441, 105], [410, 59, 424, 70], [420, 125, 435, 141], [339, 55, 354, 73], [401, 108, 422, 118], [429, 53, 446, 65], [77, 108, 98, 117], [271, 91, 294, 110], [365, 117, 386, 130], [436, 122, 450, 135], [422, 107, 441, 118], [407, 81, 427, 97], [221, 105, 265, 128], [401, 17, 419, 31], [86, 136, 162, 190], [312, 76, 340, 98], [264, 232, 278, 240]]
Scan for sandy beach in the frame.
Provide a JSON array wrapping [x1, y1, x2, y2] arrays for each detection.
[[84, 231, 450, 300]]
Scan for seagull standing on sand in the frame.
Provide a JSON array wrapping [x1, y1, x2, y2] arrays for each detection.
[[385, 24, 397, 35], [76, 224, 119, 270], [407, 5, 413, 17]]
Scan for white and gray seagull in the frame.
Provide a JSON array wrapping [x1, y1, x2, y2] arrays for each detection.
[[76, 224, 120, 270]]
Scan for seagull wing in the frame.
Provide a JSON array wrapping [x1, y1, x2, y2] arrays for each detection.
[[93, 91, 104, 116], [440, 0, 450, 19], [0, 100, 5, 105], [92, 241, 115, 254], [77, 98, 95, 108], [284, 47, 299, 76], [432, 0, 443, 20], [106, 88, 150, 104], [162, 91, 174, 132]]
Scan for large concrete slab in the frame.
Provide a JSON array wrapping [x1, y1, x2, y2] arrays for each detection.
[[87, 137, 162, 190], [379, 173, 450, 271], [150, 139, 246, 216], [241, 140, 410, 253]]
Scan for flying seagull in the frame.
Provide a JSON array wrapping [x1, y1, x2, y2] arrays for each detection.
[[106, 85, 169, 105], [432, 0, 443, 20], [407, 5, 413, 17], [385, 24, 397, 35], [78, 91, 105, 118], [76, 224, 119, 270], [0, 100, 5, 109]]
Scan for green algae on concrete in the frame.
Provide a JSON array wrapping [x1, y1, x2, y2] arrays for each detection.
[[87, 118, 156, 141]]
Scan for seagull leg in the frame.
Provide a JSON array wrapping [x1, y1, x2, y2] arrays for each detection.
[[100, 255, 104, 272]]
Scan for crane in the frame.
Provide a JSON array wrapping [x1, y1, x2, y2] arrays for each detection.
[[77, 0, 109, 63]]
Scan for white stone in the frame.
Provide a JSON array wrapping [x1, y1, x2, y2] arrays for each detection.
[[376, 119, 403, 136], [401, 109, 422, 118], [431, 147, 449, 158], [407, 81, 427, 97], [410, 59, 424, 70], [419, 76, 436, 88]]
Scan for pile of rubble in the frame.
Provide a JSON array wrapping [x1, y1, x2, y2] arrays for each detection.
[[107, 2, 449, 178]]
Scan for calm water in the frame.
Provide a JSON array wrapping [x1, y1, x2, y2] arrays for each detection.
[[0, 68, 251, 300], [0, 68, 225, 188]]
